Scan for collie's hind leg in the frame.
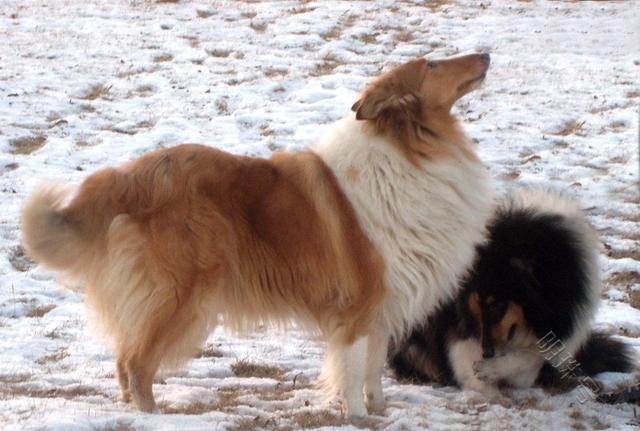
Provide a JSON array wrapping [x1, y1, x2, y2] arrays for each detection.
[[124, 290, 212, 413], [364, 323, 388, 413], [116, 355, 131, 403], [127, 350, 161, 413]]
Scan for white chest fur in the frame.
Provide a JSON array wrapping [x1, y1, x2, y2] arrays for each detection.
[[314, 116, 494, 340]]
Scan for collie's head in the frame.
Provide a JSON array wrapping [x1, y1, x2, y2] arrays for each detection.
[[464, 289, 534, 360], [351, 53, 490, 163]]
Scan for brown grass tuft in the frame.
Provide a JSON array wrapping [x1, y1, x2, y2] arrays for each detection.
[[26, 303, 56, 318], [608, 271, 640, 288], [0, 382, 109, 401], [629, 291, 640, 310], [353, 32, 377, 44], [291, 410, 380, 429], [607, 248, 640, 261], [249, 21, 268, 33], [196, 345, 224, 358], [196, 9, 214, 18], [162, 390, 239, 414], [206, 49, 231, 58], [241, 11, 257, 19], [550, 119, 585, 136], [9, 135, 47, 155], [321, 27, 341, 41], [8, 245, 35, 272], [153, 54, 174, 63], [230, 359, 286, 380], [310, 54, 342, 77], [80, 83, 112, 100], [35, 348, 69, 365], [97, 422, 136, 431]]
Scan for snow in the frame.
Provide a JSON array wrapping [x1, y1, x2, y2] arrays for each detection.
[[1, 0, 638, 429]]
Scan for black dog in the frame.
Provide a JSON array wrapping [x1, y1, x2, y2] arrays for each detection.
[[390, 189, 634, 399]]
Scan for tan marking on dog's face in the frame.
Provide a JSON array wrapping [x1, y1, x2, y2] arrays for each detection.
[[468, 292, 482, 322], [491, 301, 527, 346]]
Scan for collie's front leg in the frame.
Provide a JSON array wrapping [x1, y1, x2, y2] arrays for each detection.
[[322, 334, 368, 417], [364, 324, 388, 413]]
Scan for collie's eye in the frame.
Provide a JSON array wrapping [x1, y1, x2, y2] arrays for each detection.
[[427, 61, 437, 69]]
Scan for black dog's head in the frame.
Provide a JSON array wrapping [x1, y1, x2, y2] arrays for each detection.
[[457, 243, 543, 359]]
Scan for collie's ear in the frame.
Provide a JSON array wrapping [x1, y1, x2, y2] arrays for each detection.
[[351, 90, 421, 121]]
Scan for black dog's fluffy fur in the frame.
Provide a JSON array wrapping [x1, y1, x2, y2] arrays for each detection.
[[390, 189, 634, 394]]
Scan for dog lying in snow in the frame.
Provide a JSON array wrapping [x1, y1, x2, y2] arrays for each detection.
[[390, 189, 634, 400]]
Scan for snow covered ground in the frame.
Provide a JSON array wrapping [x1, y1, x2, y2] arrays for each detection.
[[0, 0, 638, 429]]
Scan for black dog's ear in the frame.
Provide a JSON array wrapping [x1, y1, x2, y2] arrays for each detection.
[[510, 257, 541, 305]]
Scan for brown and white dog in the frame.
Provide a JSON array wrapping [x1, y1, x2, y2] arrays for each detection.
[[21, 53, 493, 416]]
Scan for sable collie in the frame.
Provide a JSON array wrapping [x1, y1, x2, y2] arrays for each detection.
[[390, 189, 634, 399], [22, 53, 493, 416]]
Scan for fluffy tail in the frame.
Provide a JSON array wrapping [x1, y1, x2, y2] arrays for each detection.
[[21, 169, 125, 278], [575, 331, 635, 376]]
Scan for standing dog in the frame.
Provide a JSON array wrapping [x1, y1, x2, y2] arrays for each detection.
[[390, 189, 634, 399], [22, 53, 493, 416]]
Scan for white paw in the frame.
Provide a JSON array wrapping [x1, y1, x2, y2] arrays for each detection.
[[346, 401, 368, 419], [365, 391, 386, 414], [472, 359, 501, 383]]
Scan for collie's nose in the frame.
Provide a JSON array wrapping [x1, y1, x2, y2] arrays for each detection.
[[480, 53, 491, 64]]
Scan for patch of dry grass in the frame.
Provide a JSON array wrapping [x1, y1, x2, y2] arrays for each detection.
[[249, 21, 268, 33], [26, 303, 56, 318], [8, 245, 35, 272], [206, 48, 231, 58], [310, 53, 343, 77], [99, 422, 137, 431], [9, 135, 47, 155], [128, 84, 155, 98], [153, 53, 173, 63], [353, 32, 377, 44], [35, 348, 69, 365], [263, 67, 288, 78], [0, 380, 109, 401], [196, 345, 224, 358], [229, 408, 379, 431], [320, 26, 341, 41], [230, 359, 286, 380], [550, 119, 585, 136], [196, 9, 214, 18], [162, 390, 240, 415], [628, 291, 640, 310], [80, 83, 112, 100], [607, 248, 640, 261], [608, 271, 640, 288], [291, 410, 380, 430]]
